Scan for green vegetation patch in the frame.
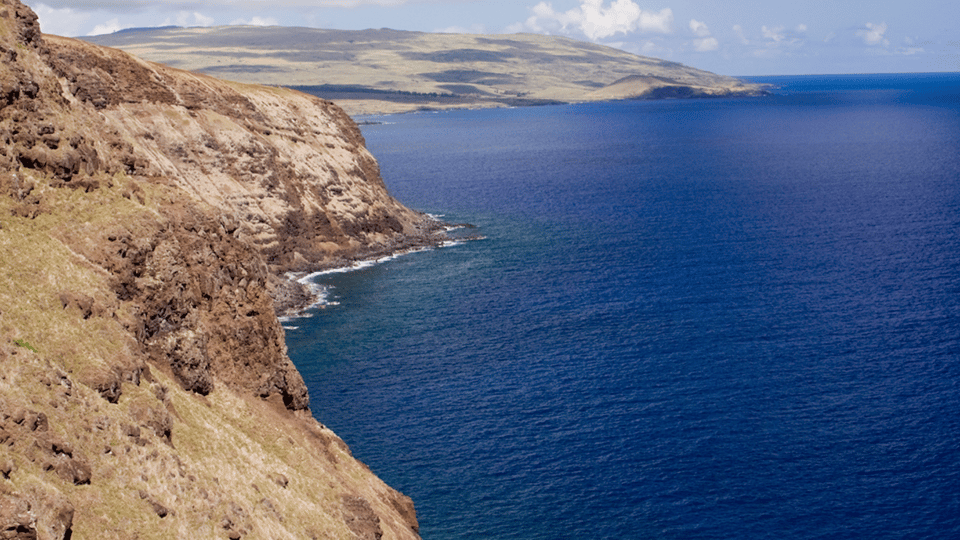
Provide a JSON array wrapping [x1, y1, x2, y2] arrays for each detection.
[[12, 338, 38, 352]]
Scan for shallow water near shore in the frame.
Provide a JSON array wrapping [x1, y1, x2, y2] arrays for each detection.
[[285, 73, 960, 539]]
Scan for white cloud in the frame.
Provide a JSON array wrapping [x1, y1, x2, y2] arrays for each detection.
[[176, 11, 215, 27], [84, 9, 217, 35], [732, 24, 749, 45], [230, 16, 280, 26], [689, 19, 710, 38], [34, 4, 91, 36], [89, 18, 123, 35], [857, 22, 889, 46], [732, 23, 806, 59], [512, 0, 673, 41], [761, 25, 785, 43], [632, 6, 673, 34], [688, 19, 717, 52], [693, 36, 718, 52], [760, 24, 807, 49]]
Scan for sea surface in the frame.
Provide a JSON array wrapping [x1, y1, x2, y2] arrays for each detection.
[[285, 73, 960, 539]]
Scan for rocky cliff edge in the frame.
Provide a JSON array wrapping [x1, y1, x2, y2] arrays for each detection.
[[1, 0, 424, 537]]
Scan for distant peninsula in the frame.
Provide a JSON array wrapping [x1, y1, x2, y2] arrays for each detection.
[[85, 27, 768, 115]]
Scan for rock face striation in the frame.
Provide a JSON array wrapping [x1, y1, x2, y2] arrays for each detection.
[[0, 0, 427, 537]]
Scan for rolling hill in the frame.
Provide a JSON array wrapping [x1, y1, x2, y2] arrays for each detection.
[[86, 27, 768, 115]]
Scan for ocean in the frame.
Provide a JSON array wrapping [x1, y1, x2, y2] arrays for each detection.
[[284, 73, 960, 539]]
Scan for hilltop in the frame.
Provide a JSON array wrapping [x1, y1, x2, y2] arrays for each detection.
[[86, 27, 768, 115]]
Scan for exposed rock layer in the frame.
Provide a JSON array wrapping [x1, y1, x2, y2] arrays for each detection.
[[1, 0, 423, 537], [41, 32, 440, 277]]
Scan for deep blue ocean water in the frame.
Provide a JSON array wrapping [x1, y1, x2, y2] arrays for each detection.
[[285, 73, 960, 539]]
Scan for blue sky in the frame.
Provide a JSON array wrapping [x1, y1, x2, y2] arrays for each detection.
[[27, 0, 960, 76]]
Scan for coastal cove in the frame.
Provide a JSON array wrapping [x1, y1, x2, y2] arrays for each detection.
[[285, 74, 960, 540]]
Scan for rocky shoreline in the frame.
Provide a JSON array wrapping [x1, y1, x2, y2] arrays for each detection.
[[270, 215, 458, 317], [275, 216, 486, 318]]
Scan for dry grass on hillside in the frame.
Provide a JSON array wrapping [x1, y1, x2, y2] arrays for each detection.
[[0, 169, 416, 539], [85, 28, 768, 115]]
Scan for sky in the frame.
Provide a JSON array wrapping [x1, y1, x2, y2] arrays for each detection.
[[26, 0, 960, 76]]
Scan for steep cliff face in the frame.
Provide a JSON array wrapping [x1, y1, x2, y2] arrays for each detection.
[[41, 35, 437, 275], [0, 0, 423, 537]]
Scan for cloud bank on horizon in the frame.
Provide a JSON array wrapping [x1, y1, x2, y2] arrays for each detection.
[[506, 0, 673, 40], [28, 0, 959, 75]]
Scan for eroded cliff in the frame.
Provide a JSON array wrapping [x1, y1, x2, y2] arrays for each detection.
[[1, 0, 424, 537]]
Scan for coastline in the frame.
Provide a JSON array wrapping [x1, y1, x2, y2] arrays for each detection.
[[334, 88, 771, 117], [272, 215, 481, 319]]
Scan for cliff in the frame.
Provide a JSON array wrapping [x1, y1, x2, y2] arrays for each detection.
[[0, 0, 425, 537]]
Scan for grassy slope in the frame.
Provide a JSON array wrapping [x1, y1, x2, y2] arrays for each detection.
[[86, 27, 766, 115], [0, 169, 413, 539], [1, 4, 418, 536]]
